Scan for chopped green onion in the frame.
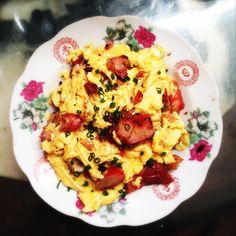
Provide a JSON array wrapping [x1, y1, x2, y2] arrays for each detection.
[[100, 98, 105, 103], [98, 87, 104, 95], [156, 87, 162, 94], [146, 158, 154, 167], [56, 180, 62, 189], [83, 181, 89, 186], [105, 111, 110, 117], [161, 152, 167, 156], [93, 105, 98, 112], [73, 171, 81, 177], [70, 160, 74, 165], [102, 190, 109, 196], [140, 151, 144, 156], [118, 189, 126, 198], [123, 76, 130, 82], [125, 123, 130, 131], [112, 108, 121, 120], [98, 163, 107, 173], [84, 165, 91, 171], [87, 121, 96, 132], [109, 102, 116, 108], [94, 157, 101, 164], [157, 71, 161, 75], [110, 157, 118, 165], [95, 69, 100, 74], [116, 162, 122, 168], [88, 152, 95, 161], [112, 95, 115, 101], [111, 74, 115, 80], [161, 106, 167, 112], [133, 78, 138, 84], [99, 79, 104, 84], [76, 110, 82, 114]]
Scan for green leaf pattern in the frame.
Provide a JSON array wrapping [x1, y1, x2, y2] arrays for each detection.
[[98, 199, 127, 223], [187, 108, 218, 146], [13, 93, 48, 132]]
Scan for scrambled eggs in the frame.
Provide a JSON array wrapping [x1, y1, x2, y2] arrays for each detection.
[[40, 43, 189, 212]]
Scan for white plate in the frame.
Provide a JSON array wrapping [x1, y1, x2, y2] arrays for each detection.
[[10, 16, 222, 227]]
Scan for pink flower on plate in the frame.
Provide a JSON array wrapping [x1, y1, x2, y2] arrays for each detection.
[[20, 80, 44, 101], [75, 198, 93, 216], [31, 122, 37, 131], [75, 198, 84, 210], [134, 26, 156, 48], [190, 139, 212, 161]]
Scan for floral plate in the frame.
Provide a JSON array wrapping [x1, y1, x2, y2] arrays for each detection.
[[10, 16, 222, 227]]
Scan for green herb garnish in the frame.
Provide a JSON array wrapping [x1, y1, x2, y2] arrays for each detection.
[[94, 157, 101, 164], [103, 190, 109, 196], [88, 152, 95, 161], [118, 189, 126, 198], [146, 158, 154, 167], [84, 165, 91, 171], [156, 87, 162, 94], [109, 102, 116, 108], [73, 171, 81, 177], [133, 78, 138, 84], [83, 181, 89, 186]]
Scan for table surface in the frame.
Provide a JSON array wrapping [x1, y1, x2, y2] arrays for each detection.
[[0, 0, 235, 235]]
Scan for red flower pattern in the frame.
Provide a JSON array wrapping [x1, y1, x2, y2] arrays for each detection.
[[190, 139, 212, 161], [134, 26, 156, 48], [20, 80, 44, 101]]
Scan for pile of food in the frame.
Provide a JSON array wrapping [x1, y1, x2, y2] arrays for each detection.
[[40, 42, 189, 212]]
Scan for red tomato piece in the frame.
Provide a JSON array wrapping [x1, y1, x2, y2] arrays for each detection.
[[165, 155, 183, 170], [140, 162, 173, 185], [84, 82, 98, 95], [70, 54, 84, 66], [169, 89, 185, 113], [105, 40, 114, 50], [106, 56, 131, 79], [125, 181, 142, 194], [58, 113, 83, 132], [136, 71, 145, 78], [133, 90, 143, 104], [162, 81, 185, 114], [95, 167, 125, 190], [39, 127, 52, 142]]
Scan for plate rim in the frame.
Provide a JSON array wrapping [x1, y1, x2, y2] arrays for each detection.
[[9, 15, 223, 227]]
